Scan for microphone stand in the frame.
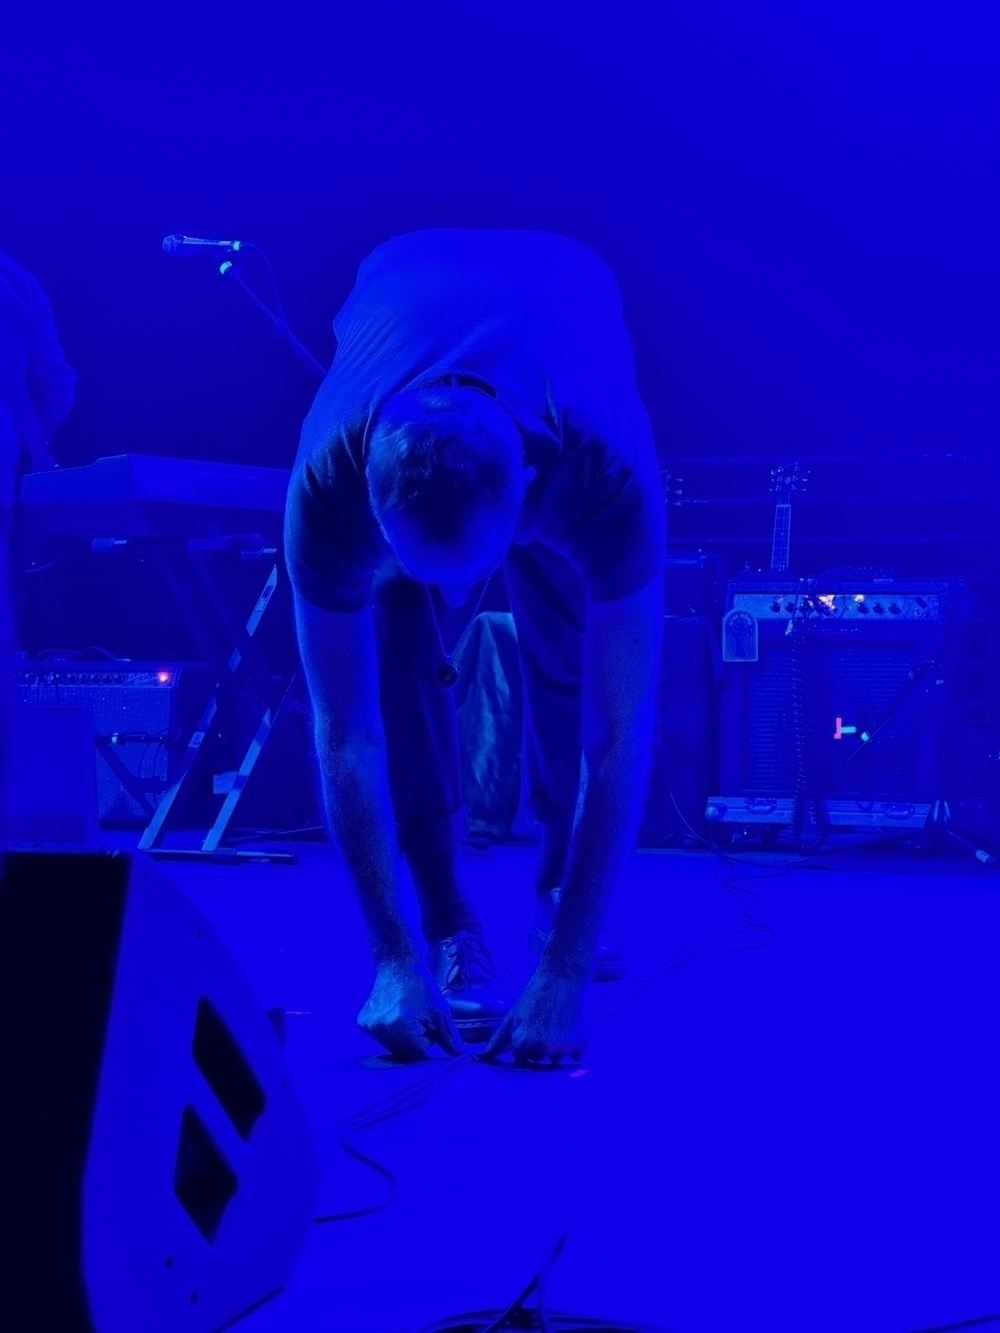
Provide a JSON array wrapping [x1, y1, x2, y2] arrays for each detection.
[[145, 241, 328, 863], [218, 257, 327, 381]]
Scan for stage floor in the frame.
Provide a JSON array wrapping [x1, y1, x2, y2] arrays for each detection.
[[156, 837, 999, 1333]]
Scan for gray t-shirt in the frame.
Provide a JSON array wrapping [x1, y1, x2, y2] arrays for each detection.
[[285, 229, 664, 611]]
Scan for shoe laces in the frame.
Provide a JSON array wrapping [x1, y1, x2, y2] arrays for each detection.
[[442, 933, 515, 991]]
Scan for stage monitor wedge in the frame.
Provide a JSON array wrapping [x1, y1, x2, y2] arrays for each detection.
[[0, 850, 320, 1332]]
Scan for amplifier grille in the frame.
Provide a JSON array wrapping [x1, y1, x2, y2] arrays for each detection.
[[745, 640, 933, 798]]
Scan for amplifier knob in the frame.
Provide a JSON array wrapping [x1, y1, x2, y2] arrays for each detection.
[[770, 601, 781, 613], [873, 604, 885, 614], [888, 603, 901, 615], [857, 602, 870, 614]]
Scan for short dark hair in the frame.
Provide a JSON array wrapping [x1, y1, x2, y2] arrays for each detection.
[[366, 382, 523, 546]]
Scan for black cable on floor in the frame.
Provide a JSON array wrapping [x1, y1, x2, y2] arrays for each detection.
[[413, 1230, 673, 1332], [313, 1137, 399, 1223], [312, 1054, 476, 1223], [897, 1316, 1000, 1333]]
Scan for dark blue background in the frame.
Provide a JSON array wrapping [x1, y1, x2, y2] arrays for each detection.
[[2, 3, 997, 470]]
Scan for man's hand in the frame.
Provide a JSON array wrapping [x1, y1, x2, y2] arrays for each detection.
[[482, 964, 588, 1066], [358, 957, 464, 1061]]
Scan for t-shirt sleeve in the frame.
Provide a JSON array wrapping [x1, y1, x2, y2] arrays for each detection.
[[537, 402, 666, 602], [284, 450, 385, 613]]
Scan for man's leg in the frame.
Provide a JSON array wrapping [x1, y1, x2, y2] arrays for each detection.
[[502, 543, 586, 890]]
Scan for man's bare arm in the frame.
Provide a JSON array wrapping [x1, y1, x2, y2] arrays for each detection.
[[483, 574, 662, 1061], [543, 575, 663, 980], [293, 590, 423, 966]]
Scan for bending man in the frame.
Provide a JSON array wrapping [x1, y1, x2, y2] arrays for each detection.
[[285, 229, 664, 1065]]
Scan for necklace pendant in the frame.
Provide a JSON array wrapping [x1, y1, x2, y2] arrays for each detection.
[[437, 660, 459, 688]]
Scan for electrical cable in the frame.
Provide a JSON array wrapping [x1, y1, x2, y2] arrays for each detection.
[[588, 759, 787, 1025], [227, 824, 326, 845], [338, 1052, 477, 1136], [586, 856, 780, 1026], [241, 242, 289, 328], [416, 1313, 671, 1332], [788, 597, 827, 853], [896, 1317, 1000, 1333], [842, 589, 979, 767], [414, 1229, 672, 1332], [313, 1137, 400, 1223], [480, 1231, 567, 1333], [312, 1053, 477, 1224]]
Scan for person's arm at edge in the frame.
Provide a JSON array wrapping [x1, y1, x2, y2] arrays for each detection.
[[25, 278, 76, 442]]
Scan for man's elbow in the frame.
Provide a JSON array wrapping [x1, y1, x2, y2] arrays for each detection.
[[313, 717, 383, 771], [582, 716, 652, 774], [582, 678, 658, 767]]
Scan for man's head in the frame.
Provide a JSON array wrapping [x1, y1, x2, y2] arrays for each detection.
[[366, 380, 533, 606]]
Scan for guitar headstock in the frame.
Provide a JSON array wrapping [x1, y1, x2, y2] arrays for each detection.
[[770, 462, 810, 501]]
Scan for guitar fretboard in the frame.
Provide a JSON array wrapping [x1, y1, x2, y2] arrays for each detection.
[[771, 503, 792, 572]]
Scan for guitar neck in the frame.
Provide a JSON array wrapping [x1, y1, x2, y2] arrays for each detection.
[[771, 503, 792, 572]]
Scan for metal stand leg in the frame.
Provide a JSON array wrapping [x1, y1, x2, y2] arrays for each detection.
[[139, 560, 305, 864], [913, 799, 999, 865]]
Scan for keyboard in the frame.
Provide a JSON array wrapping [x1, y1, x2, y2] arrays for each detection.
[[21, 454, 291, 538]]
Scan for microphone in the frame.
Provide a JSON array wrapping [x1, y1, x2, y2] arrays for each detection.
[[162, 234, 246, 255]]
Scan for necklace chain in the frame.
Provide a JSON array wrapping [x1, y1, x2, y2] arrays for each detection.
[[430, 576, 492, 686]]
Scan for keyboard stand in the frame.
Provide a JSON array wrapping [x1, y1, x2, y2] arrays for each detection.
[[86, 536, 309, 864]]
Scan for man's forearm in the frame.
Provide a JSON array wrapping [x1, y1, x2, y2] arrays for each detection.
[[317, 739, 423, 967], [542, 739, 652, 980]]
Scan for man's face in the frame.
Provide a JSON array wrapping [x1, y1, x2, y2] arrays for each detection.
[[382, 503, 516, 607]]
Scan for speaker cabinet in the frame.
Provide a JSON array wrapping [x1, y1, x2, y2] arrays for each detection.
[[6, 704, 99, 843], [0, 851, 319, 1331]]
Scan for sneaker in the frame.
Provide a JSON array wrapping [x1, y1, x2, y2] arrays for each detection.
[[529, 887, 625, 983], [427, 931, 514, 1042]]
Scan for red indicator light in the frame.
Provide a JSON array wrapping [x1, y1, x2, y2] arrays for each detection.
[[156, 671, 171, 684]]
